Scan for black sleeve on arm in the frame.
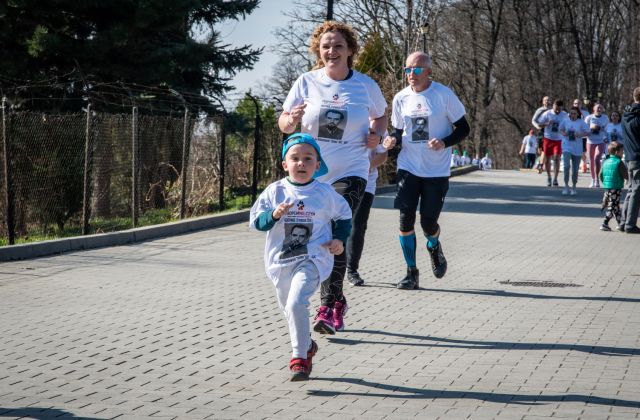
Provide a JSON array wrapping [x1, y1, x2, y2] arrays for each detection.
[[618, 161, 629, 180], [441, 116, 470, 148], [393, 127, 404, 148]]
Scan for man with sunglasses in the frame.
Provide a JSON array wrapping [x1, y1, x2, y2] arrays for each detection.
[[384, 51, 470, 290]]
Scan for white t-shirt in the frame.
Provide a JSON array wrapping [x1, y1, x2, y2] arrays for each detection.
[[391, 82, 466, 177], [559, 118, 589, 156], [365, 144, 387, 195], [450, 154, 461, 167], [283, 68, 387, 185], [249, 178, 351, 282], [584, 114, 609, 144], [480, 156, 492, 169], [531, 106, 549, 130], [538, 110, 568, 140], [606, 123, 623, 144], [522, 134, 537, 154], [461, 155, 471, 165]]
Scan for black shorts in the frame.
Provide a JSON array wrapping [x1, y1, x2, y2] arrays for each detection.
[[394, 169, 449, 219]]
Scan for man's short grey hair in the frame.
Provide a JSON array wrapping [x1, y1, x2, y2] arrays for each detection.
[[408, 51, 432, 68]]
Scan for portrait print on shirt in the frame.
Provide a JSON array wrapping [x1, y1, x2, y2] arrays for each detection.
[[412, 116, 429, 142], [280, 222, 312, 260], [317, 108, 347, 141]]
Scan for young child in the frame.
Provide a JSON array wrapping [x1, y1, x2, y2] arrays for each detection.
[[249, 133, 352, 381], [598, 141, 628, 231]]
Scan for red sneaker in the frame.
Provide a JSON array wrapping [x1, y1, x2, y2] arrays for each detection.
[[307, 339, 318, 373], [289, 358, 310, 381]]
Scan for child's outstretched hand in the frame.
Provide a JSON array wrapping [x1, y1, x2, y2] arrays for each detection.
[[272, 202, 294, 220], [323, 239, 344, 255]]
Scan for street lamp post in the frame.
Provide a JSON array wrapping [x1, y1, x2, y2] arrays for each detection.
[[420, 21, 428, 52]]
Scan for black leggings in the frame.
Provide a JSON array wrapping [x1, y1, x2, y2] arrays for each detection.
[[320, 176, 367, 307], [346, 191, 374, 275]]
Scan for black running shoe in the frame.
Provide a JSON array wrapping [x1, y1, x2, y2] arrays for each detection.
[[396, 267, 419, 290], [347, 272, 365, 286], [428, 242, 447, 278]]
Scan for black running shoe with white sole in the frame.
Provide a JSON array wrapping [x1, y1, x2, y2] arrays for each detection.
[[428, 242, 447, 278], [347, 272, 365, 286], [396, 267, 419, 290]]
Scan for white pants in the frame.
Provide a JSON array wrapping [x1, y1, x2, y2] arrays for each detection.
[[272, 260, 321, 358]]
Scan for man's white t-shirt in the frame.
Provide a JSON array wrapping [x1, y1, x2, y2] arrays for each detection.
[[522, 134, 537, 154], [391, 82, 466, 177], [584, 114, 610, 144], [538, 110, 568, 140], [559, 118, 589, 156], [283, 68, 387, 185], [249, 178, 351, 282]]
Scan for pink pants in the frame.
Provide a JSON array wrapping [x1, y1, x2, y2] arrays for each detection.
[[587, 143, 606, 180]]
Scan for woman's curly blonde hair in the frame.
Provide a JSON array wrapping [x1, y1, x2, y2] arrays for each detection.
[[309, 21, 359, 70]]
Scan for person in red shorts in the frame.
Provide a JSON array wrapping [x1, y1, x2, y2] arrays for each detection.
[[537, 100, 568, 186]]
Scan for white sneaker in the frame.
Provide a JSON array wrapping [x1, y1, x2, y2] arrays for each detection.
[[570, 188, 577, 195], [595, 180, 601, 188], [562, 187, 569, 195], [589, 179, 595, 187]]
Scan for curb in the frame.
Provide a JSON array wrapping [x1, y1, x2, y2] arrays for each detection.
[[0, 165, 478, 262], [0, 210, 249, 262]]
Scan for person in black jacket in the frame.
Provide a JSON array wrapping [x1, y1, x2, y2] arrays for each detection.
[[620, 87, 640, 233]]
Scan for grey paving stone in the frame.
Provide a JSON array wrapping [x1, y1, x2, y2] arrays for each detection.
[[1, 170, 639, 419]]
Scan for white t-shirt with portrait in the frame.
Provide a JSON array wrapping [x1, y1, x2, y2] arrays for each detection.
[[559, 118, 589, 156], [391, 82, 466, 177], [606, 123, 623, 144], [538, 110, 568, 141], [283, 68, 387, 185], [584, 114, 610, 144], [522, 134, 537, 154], [249, 178, 351, 282]]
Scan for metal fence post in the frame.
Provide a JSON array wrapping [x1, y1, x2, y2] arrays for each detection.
[[82, 103, 92, 235], [217, 113, 226, 211], [2, 97, 15, 245], [180, 107, 189, 219], [246, 93, 261, 203], [132, 106, 139, 227]]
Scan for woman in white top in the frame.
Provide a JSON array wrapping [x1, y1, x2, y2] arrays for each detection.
[[606, 111, 623, 145], [559, 107, 590, 195], [278, 21, 388, 335], [584, 103, 610, 187]]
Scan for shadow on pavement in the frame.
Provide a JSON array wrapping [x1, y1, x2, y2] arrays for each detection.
[[327, 329, 640, 356], [421, 288, 640, 303], [0, 407, 104, 419], [308, 377, 640, 407], [374, 181, 606, 218]]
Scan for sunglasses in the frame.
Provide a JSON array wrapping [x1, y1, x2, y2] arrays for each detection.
[[404, 67, 426, 75]]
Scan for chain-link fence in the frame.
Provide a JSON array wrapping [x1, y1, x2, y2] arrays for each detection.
[[0, 103, 273, 245]]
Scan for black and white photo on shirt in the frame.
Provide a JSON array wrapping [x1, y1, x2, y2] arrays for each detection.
[[280, 223, 312, 259], [318, 108, 347, 140]]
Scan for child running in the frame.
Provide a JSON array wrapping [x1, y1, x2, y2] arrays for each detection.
[[599, 141, 628, 231], [249, 133, 352, 381]]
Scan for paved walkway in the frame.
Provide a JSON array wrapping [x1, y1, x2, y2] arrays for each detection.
[[1, 169, 639, 419]]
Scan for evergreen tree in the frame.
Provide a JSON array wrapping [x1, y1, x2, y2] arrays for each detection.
[[0, 0, 262, 112]]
